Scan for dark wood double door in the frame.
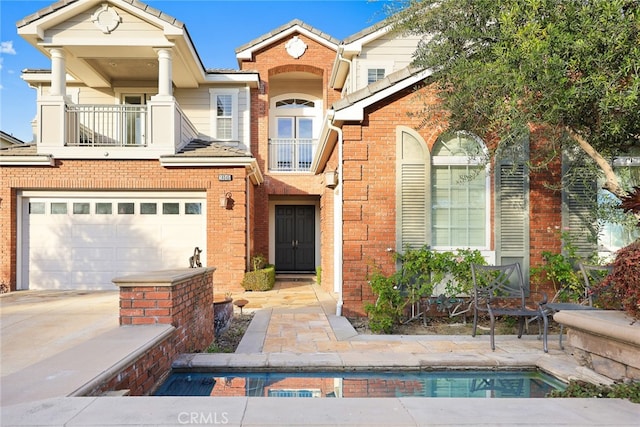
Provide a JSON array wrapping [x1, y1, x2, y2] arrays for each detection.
[[275, 205, 315, 272]]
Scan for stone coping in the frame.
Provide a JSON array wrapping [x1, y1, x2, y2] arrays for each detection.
[[554, 310, 640, 346], [112, 267, 216, 288], [4, 396, 640, 426]]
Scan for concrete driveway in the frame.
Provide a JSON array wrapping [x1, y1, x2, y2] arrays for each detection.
[[0, 290, 119, 376]]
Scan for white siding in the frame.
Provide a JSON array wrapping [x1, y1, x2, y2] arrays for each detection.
[[351, 34, 421, 92], [46, 6, 164, 43]]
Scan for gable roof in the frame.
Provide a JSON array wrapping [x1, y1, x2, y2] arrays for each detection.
[[312, 65, 433, 172], [16, 0, 218, 88], [16, 0, 184, 29], [235, 19, 339, 64], [333, 65, 432, 120], [0, 131, 27, 145], [0, 144, 54, 166]]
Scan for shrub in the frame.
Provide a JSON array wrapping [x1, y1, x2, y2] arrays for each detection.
[[548, 380, 640, 403], [594, 239, 640, 319], [241, 264, 275, 291], [363, 246, 486, 333], [364, 268, 405, 334]]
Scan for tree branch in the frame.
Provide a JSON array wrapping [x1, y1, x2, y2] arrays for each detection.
[[566, 127, 626, 199]]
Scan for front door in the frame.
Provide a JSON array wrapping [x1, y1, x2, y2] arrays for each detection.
[[275, 205, 315, 272]]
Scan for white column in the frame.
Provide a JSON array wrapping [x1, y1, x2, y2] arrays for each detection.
[[49, 48, 66, 97], [156, 48, 173, 98]]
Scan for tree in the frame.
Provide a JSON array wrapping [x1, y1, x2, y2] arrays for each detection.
[[387, 0, 640, 199]]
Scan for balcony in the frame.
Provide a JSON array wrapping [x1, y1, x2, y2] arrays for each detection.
[[66, 104, 147, 146], [268, 138, 317, 172], [36, 98, 199, 159]]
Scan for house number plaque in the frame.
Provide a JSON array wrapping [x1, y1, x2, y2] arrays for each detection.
[[218, 174, 233, 182]]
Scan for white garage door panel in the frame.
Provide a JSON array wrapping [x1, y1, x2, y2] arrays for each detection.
[[73, 224, 115, 239], [21, 194, 206, 290], [29, 271, 71, 289], [116, 247, 162, 260]]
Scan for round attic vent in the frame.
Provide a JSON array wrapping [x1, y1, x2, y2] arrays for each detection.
[[91, 3, 122, 34], [285, 36, 307, 59]]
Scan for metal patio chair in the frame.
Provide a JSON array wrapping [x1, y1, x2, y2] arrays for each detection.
[[471, 262, 549, 352], [544, 263, 612, 349]]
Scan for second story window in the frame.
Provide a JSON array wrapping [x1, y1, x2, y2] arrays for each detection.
[[269, 94, 321, 172], [367, 68, 385, 84], [210, 88, 239, 141], [216, 95, 232, 139]]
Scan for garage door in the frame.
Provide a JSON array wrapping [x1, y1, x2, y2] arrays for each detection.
[[19, 192, 206, 290]]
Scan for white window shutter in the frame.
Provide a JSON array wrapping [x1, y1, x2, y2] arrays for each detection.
[[396, 128, 430, 250]]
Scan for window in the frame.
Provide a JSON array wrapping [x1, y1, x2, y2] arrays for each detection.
[[367, 68, 385, 84], [210, 89, 239, 141], [51, 203, 67, 214], [275, 99, 315, 108], [396, 129, 491, 251], [185, 202, 202, 215], [141, 203, 157, 214], [95, 203, 112, 214], [270, 94, 320, 172], [73, 203, 90, 214], [117, 203, 134, 214], [29, 202, 45, 214], [163, 203, 179, 215], [431, 133, 488, 248], [597, 158, 640, 254]]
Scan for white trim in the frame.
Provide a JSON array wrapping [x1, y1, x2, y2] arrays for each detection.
[[204, 73, 260, 86], [0, 156, 55, 166], [209, 88, 239, 141], [341, 25, 392, 55], [236, 25, 337, 61], [267, 198, 321, 269], [270, 93, 323, 140], [18, 190, 206, 198], [333, 69, 433, 121], [243, 86, 251, 148]]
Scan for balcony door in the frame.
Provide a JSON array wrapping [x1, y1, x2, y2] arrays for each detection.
[[276, 117, 313, 170], [275, 205, 315, 272], [122, 94, 148, 146]]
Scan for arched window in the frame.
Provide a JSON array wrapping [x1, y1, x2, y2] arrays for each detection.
[[270, 94, 322, 172], [431, 132, 489, 249], [275, 98, 315, 108]]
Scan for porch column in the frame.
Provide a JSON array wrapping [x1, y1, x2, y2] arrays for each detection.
[[156, 48, 173, 99], [49, 48, 66, 97]]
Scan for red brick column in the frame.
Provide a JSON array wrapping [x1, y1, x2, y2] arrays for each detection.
[[113, 267, 215, 353]]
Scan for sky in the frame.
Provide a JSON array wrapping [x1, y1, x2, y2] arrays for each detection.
[[0, 0, 393, 143]]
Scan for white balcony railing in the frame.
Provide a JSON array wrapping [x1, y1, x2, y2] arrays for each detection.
[[65, 104, 147, 146], [268, 138, 317, 172]]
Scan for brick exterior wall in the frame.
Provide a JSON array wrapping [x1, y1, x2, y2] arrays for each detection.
[[338, 83, 563, 317], [240, 32, 339, 270], [1, 160, 249, 294]]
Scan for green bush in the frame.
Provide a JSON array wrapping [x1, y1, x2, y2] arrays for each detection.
[[594, 239, 640, 319], [241, 264, 275, 291], [316, 266, 321, 286], [548, 380, 640, 403], [364, 246, 485, 333], [364, 269, 405, 334]]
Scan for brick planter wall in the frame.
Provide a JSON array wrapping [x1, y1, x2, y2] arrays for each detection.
[[97, 267, 216, 395]]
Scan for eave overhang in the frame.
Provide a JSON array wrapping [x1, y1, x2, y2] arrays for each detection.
[[160, 156, 264, 185]]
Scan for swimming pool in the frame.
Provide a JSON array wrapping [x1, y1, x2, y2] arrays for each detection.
[[154, 369, 566, 398]]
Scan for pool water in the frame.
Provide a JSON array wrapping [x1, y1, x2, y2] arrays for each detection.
[[154, 370, 566, 398]]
